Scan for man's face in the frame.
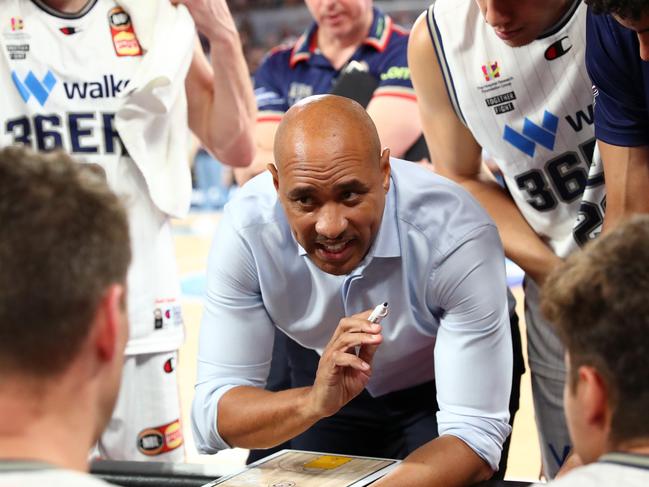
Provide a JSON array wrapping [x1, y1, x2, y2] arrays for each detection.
[[563, 353, 607, 464], [304, 0, 373, 40], [476, 0, 570, 47], [612, 13, 649, 61], [273, 134, 390, 276]]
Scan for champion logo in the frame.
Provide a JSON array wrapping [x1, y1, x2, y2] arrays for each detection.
[[545, 36, 572, 61], [11, 70, 57, 106], [503, 110, 559, 157]]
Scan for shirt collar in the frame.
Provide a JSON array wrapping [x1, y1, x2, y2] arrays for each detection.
[[294, 175, 400, 260], [599, 452, 649, 470], [289, 7, 393, 68]]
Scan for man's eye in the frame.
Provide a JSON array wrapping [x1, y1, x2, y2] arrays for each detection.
[[342, 191, 358, 200]]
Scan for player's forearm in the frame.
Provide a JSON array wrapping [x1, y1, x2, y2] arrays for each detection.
[[442, 169, 561, 284], [600, 141, 649, 233], [234, 143, 274, 186], [202, 29, 256, 167], [372, 435, 493, 487], [217, 385, 323, 449]]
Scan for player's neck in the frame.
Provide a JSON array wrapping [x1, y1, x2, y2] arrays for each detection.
[[317, 14, 373, 70], [41, 0, 92, 14], [0, 376, 95, 471]]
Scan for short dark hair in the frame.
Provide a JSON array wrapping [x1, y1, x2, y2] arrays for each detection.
[[541, 215, 649, 445], [0, 146, 131, 376], [586, 0, 649, 21]]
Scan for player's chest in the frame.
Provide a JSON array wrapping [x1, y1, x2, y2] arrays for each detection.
[[2, 0, 142, 114]]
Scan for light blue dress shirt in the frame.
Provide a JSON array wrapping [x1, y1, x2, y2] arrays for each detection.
[[192, 159, 513, 470]]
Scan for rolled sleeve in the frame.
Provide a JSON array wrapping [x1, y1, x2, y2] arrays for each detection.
[[190, 209, 276, 453], [431, 224, 513, 470]]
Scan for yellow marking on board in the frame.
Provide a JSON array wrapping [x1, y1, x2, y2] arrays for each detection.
[[304, 455, 352, 470]]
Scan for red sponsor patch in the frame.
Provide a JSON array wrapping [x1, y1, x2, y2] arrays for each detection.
[[108, 7, 141, 57], [137, 419, 183, 456]]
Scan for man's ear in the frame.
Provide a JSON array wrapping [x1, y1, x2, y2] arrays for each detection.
[[94, 284, 126, 362], [268, 163, 280, 192], [578, 365, 609, 430], [380, 148, 391, 193]]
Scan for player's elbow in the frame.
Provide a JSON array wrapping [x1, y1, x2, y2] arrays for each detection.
[[206, 129, 256, 168]]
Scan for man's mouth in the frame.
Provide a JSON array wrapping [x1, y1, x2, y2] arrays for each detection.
[[315, 239, 354, 261], [494, 27, 523, 41]]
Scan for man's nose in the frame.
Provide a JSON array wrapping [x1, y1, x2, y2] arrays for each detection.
[[482, 0, 514, 29], [315, 203, 348, 239]]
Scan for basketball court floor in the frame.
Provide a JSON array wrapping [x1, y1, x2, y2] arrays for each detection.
[[172, 211, 541, 482]]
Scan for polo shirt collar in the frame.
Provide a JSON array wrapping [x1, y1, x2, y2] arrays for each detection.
[[289, 7, 393, 68], [294, 177, 400, 260]]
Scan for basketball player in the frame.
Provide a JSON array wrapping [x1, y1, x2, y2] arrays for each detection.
[[0, 146, 129, 486], [0, 0, 255, 461], [409, 0, 605, 478]]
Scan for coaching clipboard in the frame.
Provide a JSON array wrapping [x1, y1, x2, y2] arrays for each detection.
[[203, 449, 400, 487]]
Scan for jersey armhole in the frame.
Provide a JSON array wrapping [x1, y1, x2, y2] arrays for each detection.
[[426, 4, 468, 127]]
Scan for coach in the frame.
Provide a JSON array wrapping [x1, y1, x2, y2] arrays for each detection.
[[191, 95, 512, 486]]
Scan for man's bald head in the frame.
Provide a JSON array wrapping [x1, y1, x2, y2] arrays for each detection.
[[273, 95, 382, 172], [267, 94, 391, 276]]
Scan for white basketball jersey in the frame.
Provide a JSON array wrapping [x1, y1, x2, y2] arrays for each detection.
[[0, 0, 183, 354], [429, 0, 605, 257]]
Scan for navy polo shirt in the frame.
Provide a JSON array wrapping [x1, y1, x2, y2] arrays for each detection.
[[254, 7, 415, 122], [586, 8, 649, 146]]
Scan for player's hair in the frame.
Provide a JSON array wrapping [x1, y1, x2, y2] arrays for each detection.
[[0, 146, 131, 376], [541, 215, 649, 445], [586, 0, 649, 20]]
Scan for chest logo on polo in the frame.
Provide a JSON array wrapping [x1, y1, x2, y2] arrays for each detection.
[[288, 82, 312, 106]]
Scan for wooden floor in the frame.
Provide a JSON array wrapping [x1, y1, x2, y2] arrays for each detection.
[[172, 212, 541, 481]]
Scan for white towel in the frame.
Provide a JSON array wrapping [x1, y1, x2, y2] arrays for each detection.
[[116, 0, 196, 218]]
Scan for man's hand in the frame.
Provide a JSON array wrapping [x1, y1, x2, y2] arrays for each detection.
[[307, 310, 383, 418], [170, 0, 237, 42]]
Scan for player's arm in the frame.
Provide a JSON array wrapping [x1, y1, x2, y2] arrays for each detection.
[[234, 119, 279, 186], [375, 225, 512, 486], [176, 0, 256, 168], [599, 142, 649, 231], [366, 34, 422, 158], [408, 12, 561, 284]]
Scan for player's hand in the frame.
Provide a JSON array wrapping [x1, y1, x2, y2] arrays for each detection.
[[307, 310, 383, 418], [170, 0, 237, 42]]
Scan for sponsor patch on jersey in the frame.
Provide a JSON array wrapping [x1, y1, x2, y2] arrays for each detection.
[[10, 17, 23, 31], [153, 298, 183, 331], [137, 420, 183, 456], [476, 61, 514, 96], [544, 36, 572, 61], [108, 7, 142, 57], [481, 61, 500, 81]]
